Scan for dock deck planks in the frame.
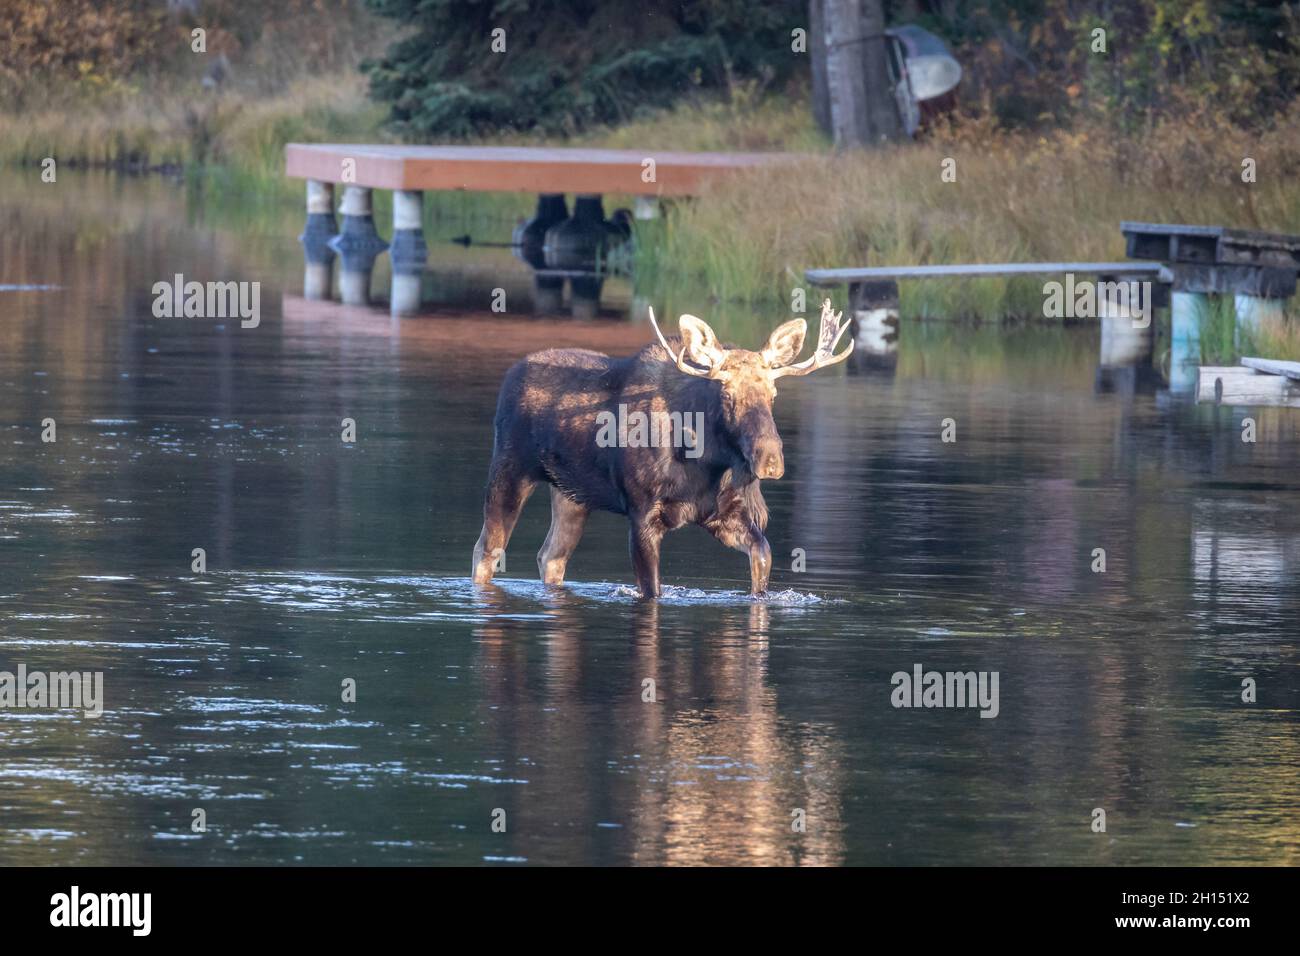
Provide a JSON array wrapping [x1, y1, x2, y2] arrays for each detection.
[[1241, 357, 1300, 381], [285, 144, 805, 196], [805, 262, 1169, 285]]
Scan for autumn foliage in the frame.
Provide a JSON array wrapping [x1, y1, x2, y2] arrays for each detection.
[[0, 0, 167, 97]]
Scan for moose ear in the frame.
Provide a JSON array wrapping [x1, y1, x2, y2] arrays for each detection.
[[761, 318, 807, 368], [678, 314, 728, 370]]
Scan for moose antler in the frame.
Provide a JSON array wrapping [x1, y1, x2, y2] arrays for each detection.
[[769, 299, 854, 378], [648, 307, 726, 379]]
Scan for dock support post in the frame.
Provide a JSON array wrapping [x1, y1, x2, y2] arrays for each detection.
[[532, 275, 564, 314], [329, 186, 389, 257], [1095, 276, 1154, 393], [634, 196, 660, 221], [514, 194, 568, 248], [329, 186, 387, 307], [338, 248, 379, 307], [390, 190, 427, 317], [1097, 276, 1153, 362], [570, 275, 603, 320], [848, 280, 899, 360], [1169, 291, 1206, 393], [300, 180, 337, 301], [544, 195, 608, 265]]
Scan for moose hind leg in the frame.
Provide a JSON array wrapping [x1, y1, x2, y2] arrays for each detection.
[[472, 465, 536, 585], [538, 486, 588, 585]]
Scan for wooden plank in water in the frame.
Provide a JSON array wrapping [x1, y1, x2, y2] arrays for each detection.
[[285, 143, 804, 196], [804, 262, 1167, 286], [1241, 357, 1300, 381], [1197, 365, 1300, 407]]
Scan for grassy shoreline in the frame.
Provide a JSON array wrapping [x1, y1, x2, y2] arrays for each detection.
[[5, 77, 1296, 354]]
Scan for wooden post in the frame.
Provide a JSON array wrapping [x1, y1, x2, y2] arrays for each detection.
[[823, 0, 902, 148], [1167, 291, 1204, 393]]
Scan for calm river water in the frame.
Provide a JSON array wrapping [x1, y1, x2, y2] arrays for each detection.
[[1, 173, 1297, 865]]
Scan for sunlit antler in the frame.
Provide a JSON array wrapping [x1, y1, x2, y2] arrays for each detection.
[[648, 307, 726, 379], [769, 298, 853, 378]]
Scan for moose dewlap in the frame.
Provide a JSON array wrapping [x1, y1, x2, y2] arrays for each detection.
[[470, 300, 854, 598]]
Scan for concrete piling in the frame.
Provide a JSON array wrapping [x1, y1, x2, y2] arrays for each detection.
[[300, 180, 337, 301], [329, 186, 388, 258], [848, 280, 900, 360], [389, 190, 427, 317]]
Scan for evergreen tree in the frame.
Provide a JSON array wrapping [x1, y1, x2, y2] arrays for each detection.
[[363, 0, 806, 136]]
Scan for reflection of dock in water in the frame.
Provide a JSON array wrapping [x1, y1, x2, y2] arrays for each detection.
[[289, 143, 803, 318], [300, 192, 634, 319], [279, 294, 653, 361]]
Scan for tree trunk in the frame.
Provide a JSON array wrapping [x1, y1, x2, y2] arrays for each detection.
[[809, 0, 831, 135], [823, 0, 903, 148]]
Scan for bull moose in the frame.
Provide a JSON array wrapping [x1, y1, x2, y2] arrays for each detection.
[[471, 299, 853, 598]]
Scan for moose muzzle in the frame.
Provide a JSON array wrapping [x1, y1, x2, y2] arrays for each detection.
[[752, 437, 785, 480]]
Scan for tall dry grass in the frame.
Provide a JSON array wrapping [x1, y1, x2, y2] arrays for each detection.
[[0, 71, 388, 174], [641, 107, 1300, 322]]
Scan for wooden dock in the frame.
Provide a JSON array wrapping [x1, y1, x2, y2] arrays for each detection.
[[805, 262, 1169, 284], [285, 144, 802, 196], [807, 223, 1300, 366], [289, 143, 807, 314], [1198, 359, 1300, 408], [804, 260, 1170, 360]]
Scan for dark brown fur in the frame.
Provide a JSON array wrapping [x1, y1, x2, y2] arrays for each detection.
[[471, 332, 791, 598]]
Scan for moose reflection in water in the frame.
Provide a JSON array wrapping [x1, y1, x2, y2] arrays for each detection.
[[469, 586, 847, 865], [472, 300, 854, 598]]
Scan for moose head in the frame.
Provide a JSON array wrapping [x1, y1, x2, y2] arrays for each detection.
[[649, 298, 855, 480]]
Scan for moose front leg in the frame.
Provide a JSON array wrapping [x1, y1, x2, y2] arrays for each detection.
[[704, 514, 772, 596], [747, 531, 772, 595], [628, 510, 665, 600]]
